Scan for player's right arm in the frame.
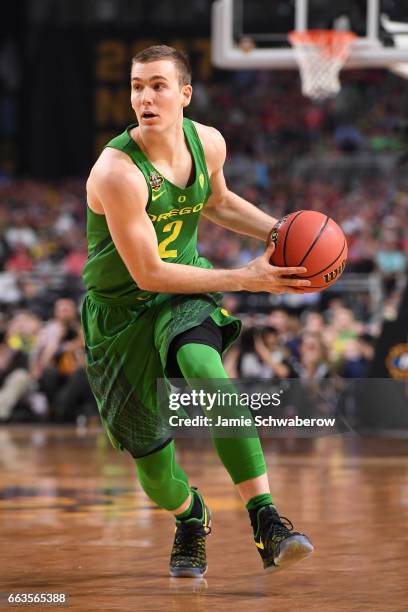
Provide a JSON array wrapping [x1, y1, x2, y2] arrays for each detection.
[[87, 149, 310, 294]]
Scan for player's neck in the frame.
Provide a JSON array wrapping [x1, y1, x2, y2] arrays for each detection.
[[137, 117, 186, 165]]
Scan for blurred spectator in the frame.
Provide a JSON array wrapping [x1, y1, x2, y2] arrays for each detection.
[[375, 228, 407, 294], [253, 327, 293, 379], [292, 331, 331, 380], [229, 328, 265, 379], [326, 306, 362, 364], [0, 311, 41, 421], [266, 308, 292, 341], [301, 311, 325, 333], [226, 324, 296, 380], [339, 333, 375, 378], [29, 298, 86, 418], [7, 310, 40, 354]]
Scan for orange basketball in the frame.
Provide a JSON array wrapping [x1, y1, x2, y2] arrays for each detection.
[[269, 210, 348, 292]]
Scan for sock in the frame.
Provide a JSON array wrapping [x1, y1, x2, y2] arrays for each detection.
[[176, 343, 267, 484], [246, 493, 273, 512], [135, 440, 191, 512], [176, 488, 204, 522]]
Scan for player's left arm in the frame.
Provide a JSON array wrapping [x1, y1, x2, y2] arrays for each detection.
[[198, 124, 278, 241]]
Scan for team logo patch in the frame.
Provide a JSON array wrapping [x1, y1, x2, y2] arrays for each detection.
[[199, 173, 205, 189], [149, 171, 164, 192], [386, 343, 408, 379]]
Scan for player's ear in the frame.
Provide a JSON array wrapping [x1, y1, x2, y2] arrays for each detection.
[[181, 84, 192, 108]]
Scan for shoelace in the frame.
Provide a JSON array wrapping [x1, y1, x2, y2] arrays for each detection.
[[173, 522, 211, 551], [263, 514, 294, 543]]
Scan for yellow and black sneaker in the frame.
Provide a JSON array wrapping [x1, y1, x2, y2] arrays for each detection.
[[250, 504, 313, 572], [169, 488, 211, 578]]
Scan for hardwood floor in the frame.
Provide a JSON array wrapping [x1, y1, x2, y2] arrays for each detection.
[[1, 426, 407, 611]]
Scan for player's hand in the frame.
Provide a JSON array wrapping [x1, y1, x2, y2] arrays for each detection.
[[241, 242, 311, 294]]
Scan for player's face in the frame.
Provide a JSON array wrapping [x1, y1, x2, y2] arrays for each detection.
[[130, 60, 192, 131]]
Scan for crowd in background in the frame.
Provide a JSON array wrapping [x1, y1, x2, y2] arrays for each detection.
[[0, 69, 407, 423]]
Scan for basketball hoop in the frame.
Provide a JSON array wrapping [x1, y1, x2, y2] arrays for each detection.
[[288, 30, 358, 100]]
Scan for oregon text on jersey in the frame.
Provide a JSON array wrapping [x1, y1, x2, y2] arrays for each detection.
[[148, 202, 204, 223]]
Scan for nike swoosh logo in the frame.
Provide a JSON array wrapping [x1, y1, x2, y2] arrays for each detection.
[[152, 191, 165, 201], [255, 539, 264, 550]]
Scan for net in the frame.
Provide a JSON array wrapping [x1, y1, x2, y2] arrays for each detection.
[[288, 30, 357, 100]]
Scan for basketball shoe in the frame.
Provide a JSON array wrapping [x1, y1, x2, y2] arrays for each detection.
[[169, 488, 211, 578], [249, 504, 313, 572]]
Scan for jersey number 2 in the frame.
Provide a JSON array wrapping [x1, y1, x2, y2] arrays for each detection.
[[158, 220, 183, 259]]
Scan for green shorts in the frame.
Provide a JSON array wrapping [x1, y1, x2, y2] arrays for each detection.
[[81, 291, 241, 458]]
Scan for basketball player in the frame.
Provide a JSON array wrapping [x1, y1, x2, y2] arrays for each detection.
[[82, 45, 313, 577]]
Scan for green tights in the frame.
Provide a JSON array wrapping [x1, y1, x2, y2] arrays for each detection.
[[135, 343, 267, 511]]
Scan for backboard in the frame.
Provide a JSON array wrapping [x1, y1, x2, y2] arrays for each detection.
[[212, 0, 408, 70]]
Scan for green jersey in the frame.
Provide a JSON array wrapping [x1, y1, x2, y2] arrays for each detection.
[[81, 119, 242, 458], [83, 118, 212, 304]]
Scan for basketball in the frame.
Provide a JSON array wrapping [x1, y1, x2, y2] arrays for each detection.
[[268, 210, 348, 292]]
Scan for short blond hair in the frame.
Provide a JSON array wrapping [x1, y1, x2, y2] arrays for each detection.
[[132, 45, 192, 87]]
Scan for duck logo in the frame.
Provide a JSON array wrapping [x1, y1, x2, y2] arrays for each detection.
[[385, 344, 408, 379], [149, 171, 164, 192]]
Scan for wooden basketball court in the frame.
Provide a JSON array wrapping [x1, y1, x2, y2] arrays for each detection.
[[1, 426, 407, 611]]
